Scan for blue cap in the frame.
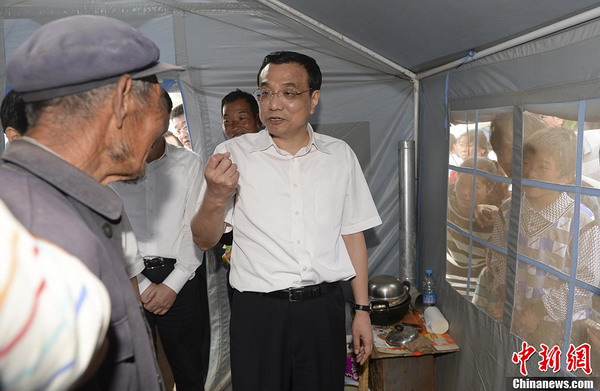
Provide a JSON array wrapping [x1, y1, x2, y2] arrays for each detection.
[[6, 15, 184, 102], [426, 269, 432, 274]]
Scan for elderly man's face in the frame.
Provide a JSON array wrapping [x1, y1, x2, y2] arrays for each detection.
[[112, 83, 168, 181]]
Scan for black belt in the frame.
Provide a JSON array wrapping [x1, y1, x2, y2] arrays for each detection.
[[143, 256, 176, 269], [258, 281, 339, 302]]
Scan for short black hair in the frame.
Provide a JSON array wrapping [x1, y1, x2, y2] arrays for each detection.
[[170, 103, 184, 120], [221, 89, 259, 117], [1, 90, 27, 135], [257, 51, 322, 91]]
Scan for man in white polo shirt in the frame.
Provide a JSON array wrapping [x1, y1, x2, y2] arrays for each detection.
[[192, 51, 381, 391]]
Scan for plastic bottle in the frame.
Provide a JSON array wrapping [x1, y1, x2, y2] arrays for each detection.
[[422, 269, 437, 306]]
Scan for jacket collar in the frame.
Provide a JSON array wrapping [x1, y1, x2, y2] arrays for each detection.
[[2, 139, 123, 220]]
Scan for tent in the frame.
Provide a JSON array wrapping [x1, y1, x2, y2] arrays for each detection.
[[1, 1, 599, 390]]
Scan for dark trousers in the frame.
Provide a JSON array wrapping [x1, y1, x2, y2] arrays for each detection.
[[143, 261, 210, 391], [230, 285, 346, 391]]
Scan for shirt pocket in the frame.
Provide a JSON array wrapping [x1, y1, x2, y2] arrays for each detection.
[[314, 181, 345, 229]]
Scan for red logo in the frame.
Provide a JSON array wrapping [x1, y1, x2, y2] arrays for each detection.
[[566, 343, 591, 375], [512, 341, 537, 376], [538, 344, 561, 373], [512, 343, 592, 376]]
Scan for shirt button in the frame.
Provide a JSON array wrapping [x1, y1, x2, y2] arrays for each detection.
[[293, 183, 298, 188], [303, 267, 308, 271], [295, 211, 300, 216], [297, 240, 301, 245], [102, 223, 113, 238]]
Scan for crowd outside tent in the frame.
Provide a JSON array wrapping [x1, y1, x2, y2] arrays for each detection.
[[447, 106, 600, 382]]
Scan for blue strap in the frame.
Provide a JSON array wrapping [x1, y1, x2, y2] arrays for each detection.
[[457, 50, 477, 68]]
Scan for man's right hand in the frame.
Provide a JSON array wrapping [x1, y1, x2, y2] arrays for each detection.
[[205, 152, 239, 201]]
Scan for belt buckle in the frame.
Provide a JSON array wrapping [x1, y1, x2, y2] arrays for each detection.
[[288, 288, 300, 302], [144, 257, 164, 269]]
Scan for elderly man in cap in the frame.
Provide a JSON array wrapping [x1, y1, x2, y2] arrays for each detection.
[[0, 15, 183, 390]]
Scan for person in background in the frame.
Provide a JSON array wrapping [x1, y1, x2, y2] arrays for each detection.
[[217, 89, 263, 300], [449, 133, 462, 166], [449, 130, 492, 183], [192, 51, 381, 391], [1, 90, 27, 142], [0, 15, 183, 390], [111, 91, 210, 391], [457, 129, 491, 161], [164, 130, 184, 147], [171, 103, 192, 149], [474, 128, 600, 348], [446, 157, 507, 297], [448, 133, 462, 183], [221, 89, 262, 139], [0, 200, 111, 391], [489, 112, 547, 178]]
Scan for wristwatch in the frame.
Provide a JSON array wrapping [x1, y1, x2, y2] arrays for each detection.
[[352, 302, 372, 313]]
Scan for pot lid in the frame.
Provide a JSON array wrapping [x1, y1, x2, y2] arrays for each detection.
[[385, 324, 419, 347], [368, 275, 410, 302]]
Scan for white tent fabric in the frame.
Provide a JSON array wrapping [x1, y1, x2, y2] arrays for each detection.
[[2, 1, 600, 390]]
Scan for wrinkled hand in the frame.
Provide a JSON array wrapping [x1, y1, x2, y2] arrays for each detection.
[[352, 311, 374, 365], [141, 283, 177, 315], [474, 204, 498, 228], [205, 152, 239, 201]]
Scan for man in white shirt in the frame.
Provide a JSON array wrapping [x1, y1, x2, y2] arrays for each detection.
[[171, 104, 192, 149], [192, 51, 381, 391], [112, 92, 209, 391]]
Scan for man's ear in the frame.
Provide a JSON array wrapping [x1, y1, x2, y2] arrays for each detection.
[[309, 89, 320, 115], [113, 74, 134, 129], [4, 127, 22, 141]]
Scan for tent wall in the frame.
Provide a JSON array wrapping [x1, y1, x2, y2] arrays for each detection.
[[419, 17, 600, 390]]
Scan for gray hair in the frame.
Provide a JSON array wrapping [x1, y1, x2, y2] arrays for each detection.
[[25, 77, 156, 127]]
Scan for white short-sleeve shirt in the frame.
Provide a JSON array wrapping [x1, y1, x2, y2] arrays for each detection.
[[212, 124, 381, 292]]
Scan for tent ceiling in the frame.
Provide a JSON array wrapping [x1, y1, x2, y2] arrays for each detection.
[[278, 0, 600, 74], [1, 0, 600, 74]]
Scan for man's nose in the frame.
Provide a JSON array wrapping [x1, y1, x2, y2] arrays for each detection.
[[267, 93, 284, 110]]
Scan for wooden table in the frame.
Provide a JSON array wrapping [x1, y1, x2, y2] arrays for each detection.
[[358, 310, 459, 391]]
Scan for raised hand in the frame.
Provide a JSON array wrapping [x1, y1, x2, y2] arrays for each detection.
[[204, 152, 239, 201]]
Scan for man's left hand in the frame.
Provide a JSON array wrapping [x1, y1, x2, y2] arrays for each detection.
[[352, 310, 374, 365], [143, 284, 177, 315]]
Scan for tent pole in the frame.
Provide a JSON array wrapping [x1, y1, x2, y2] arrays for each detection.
[[257, 0, 417, 81], [413, 78, 419, 165], [418, 6, 600, 79]]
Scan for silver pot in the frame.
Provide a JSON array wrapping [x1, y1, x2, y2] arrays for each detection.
[[368, 275, 411, 325]]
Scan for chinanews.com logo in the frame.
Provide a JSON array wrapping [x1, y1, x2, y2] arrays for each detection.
[[508, 377, 596, 390], [508, 342, 597, 390]]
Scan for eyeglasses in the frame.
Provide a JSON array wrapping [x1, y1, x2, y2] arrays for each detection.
[[253, 88, 312, 102]]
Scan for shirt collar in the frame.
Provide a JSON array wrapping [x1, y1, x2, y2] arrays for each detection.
[[522, 191, 573, 223], [2, 139, 123, 220], [248, 123, 331, 155], [147, 140, 173, 167]]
